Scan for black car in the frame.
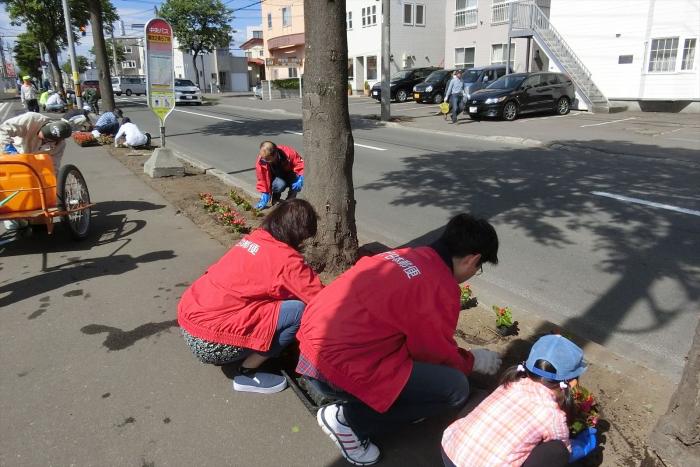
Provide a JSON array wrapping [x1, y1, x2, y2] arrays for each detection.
[[413, 69, 457, 104], [466, 72, 575, 121], [371, 67, 439, 102]]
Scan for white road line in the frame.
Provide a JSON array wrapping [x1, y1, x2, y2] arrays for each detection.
[[283, 130, 387, 151], [0, 102, 11, 121], [173, 109, 243, 123], [592, 191, 700, 216], [392, 106, 429, 112], [580, 117, 636, 128]]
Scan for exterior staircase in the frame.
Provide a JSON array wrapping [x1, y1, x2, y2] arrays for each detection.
[[510, 0, 610, 113]]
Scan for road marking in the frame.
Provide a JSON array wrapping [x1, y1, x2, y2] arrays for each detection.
[[173, 109, 243, 123], [392, 106, 428, 112], [580, 117, 636, 127], [283, 130, 387, 151], [0, 102, 11, 121], [664, 137, 700, 143], [592, 191, 700, 216]]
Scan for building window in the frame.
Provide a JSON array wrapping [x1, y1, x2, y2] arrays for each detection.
[[455, 47, 475, 69], [366, 55, 377, 80], [347, 58, 354, 80], [492, 0, 513, 24], [253, 30, 263, 39], [267, 13, 272, 29], [491, 43, 515, 66], [455, 0, 477, 29], [282, 7, 291, 27], [362, 5, 377, 27], [245, 51, 252, 58], [415, 4, 425, 26], [404, 3, 413, 25], [259, 50, 264, 57], [121, 60, 136, 69], [681, 38, 696, 70], [123, 46, 133, 54], [347, 11, 353, 30], [648, 37, 679, 72], [288, 67, 298, 78]]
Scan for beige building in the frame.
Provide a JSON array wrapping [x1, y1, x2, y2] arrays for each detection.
[[262, 0, 305, 80]]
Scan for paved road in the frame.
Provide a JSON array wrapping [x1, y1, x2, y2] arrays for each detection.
[[109, 95, 700, 381]]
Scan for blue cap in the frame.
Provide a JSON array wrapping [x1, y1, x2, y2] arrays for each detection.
[[525, 334, 587, 381]]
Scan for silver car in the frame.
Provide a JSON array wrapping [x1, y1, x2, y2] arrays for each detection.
[[174, 79, 202, 105]]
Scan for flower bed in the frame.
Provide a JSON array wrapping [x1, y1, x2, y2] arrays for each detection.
[[96, 135, 114, 146], [199, 192, 250, 233], [229, 189, 264, 217]]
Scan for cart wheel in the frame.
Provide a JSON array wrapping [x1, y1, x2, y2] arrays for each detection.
[[57, 164, 91, 240]]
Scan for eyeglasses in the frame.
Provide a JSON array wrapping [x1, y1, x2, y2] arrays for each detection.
[[475, 264, 484, 276]]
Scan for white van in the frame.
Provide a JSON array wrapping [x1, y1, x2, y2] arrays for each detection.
[[112, 76, 146, 96]]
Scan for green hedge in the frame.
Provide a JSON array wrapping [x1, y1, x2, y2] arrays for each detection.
[[271, 78, 301, 90]]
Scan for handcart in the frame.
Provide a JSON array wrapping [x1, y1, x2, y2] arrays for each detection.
[[0, 152, 92, 240]]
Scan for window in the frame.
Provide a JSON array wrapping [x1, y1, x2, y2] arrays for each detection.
[[404, 3, 413, 25], [347, 11, 353, 30], [681, 38, 696, 70], [259, 50, 264, 57], [362, 5, 377, 27], [121, 60, 136, 69], [455, 0, 477, 29], [347, 58, 354, 80], [288, 67, 298, 78], [492, 0, 513, 24], [282, 7, 291, 27], [245, 51, 252, 58], [267, 13, 272, 29], [415, 4, 425, 26], [366, 55, 377, 80], [253, 30, 263, 39], [454, 47, 475, 69], [648, 37, 679, 72], [124, 46, 133, 54], [491, 43, 515, 66]]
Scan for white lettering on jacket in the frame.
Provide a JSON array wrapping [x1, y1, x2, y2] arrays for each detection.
[[236, 239, 260, 255], [383, 251, 421, 279]]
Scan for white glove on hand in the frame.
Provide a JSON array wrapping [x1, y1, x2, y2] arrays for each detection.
[[471, 348, 502, 375]]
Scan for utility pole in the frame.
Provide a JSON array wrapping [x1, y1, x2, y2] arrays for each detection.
[[61, 0, 83, 107], [380, 0, 390, 121], [0, 34, 7, 80]]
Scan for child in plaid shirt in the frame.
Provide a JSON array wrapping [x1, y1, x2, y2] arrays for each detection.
[[441, 335, 598, 467]]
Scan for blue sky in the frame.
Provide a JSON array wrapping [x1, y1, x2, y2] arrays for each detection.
[[0, 0, 263, 67]]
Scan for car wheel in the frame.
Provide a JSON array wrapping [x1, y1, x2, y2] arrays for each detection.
[[432, 93, 443, 104], [556, 97, 570, 115], [115, 92, 122, 96], [502, 101, 518, 121], [125, 89, 132, 96], [396, 89, 408, 102]]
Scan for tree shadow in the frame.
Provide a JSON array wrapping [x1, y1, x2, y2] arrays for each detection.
[[80, 319, 178, 351]]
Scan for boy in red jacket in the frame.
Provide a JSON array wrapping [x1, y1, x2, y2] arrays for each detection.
[[297, 213, 501, 465], [255, 141, 305, 209]]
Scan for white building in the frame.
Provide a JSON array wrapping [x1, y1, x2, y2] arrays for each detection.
[[347, 0, 446, 92], [173, 42, 250, 92]]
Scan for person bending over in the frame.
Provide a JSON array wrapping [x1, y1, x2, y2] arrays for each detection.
[[254, 140, 304, 210]]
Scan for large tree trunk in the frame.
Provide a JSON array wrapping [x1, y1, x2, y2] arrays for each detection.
[[44, 42, 64, 94], [642, 321, 700, 466], [88, 0, 115, 111], [191, 52, 201, 89], [302, 0, 358, 275]]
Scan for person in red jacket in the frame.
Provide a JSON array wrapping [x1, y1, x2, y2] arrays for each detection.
[[255, 141, 305, 209], [297, 213, 502, 465], [178, 199, 323, 394]]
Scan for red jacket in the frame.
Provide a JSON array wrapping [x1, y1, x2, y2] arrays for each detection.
[[178, 229, 323, 351], [297, 247, 474, 413], [255, 145, 304, 194]]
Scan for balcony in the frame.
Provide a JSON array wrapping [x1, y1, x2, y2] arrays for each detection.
[[267, 33, 305, 51]]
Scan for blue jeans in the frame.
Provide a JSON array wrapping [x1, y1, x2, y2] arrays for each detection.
[[271, 176, 298, 202], [310, 361, 469, 439], [261, 299, 305, 357], [449, 94, 463, 123]]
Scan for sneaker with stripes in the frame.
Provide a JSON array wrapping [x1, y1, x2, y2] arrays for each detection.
[[316, 403, 380, 466]]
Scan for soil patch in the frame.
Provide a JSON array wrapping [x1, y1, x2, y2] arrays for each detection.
[[105, 145, 673, 466]]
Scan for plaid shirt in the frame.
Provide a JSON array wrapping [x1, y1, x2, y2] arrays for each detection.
[[295, 352, 325, 381], [442, 378, 571, 466]]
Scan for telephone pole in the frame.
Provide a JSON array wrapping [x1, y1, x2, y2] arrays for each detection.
[[380, 0, 390, 121], [61, 0, 83, 107]]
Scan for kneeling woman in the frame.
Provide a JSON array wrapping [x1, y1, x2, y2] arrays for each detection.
[[178, 199, 323, 394]]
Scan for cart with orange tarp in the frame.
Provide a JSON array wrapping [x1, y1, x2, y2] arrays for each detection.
[[0, 153, 92, 240]]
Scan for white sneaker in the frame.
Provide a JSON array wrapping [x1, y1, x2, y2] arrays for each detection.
[[317, 404, 380, 466]]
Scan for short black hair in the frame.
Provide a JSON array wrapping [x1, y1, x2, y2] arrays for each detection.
[[121, 117, 131, 124], [438, 213, 499, 265], [113, 108, 123, 118], [261, 199, 318, 250]]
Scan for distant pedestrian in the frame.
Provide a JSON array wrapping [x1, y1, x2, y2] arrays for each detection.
[[114, 117, 150, 148], [83, 87, 99, 114], [444, 69, 464, 124], [45, 91, 66, 112], [254, 141, 305, 209], [20, 76, 40, 113], [93, 108, 122, 136]]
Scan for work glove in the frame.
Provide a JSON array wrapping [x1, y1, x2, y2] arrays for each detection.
[[291, 175, 304, 191], [569, 427, 597, 463], [255, 193, 271, 210], [470, 348, 502, 375], [3, 144, 18, 154]]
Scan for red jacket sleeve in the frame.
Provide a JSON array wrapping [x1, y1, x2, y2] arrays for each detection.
[[278, 257, 323, 303], [255, 158, 271, 193], [280, 145, 304, 176]]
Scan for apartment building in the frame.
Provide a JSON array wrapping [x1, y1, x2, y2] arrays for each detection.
[[347, 0, 446, 92], [113, 36, 146, 77], [240, 25, 266, 86], [262, 0, 305, 80]]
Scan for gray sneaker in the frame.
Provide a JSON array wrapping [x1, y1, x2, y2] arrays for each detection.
[[232, 371, 287, 394]]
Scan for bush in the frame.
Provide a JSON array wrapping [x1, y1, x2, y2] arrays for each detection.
[[271, 78, 300, 90]]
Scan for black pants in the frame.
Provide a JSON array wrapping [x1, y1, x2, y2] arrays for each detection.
[[25, 99, 39, 113], [441, 440, 568, 467]]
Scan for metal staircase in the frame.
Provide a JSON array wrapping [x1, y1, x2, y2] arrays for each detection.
[[509, 0, 610, 112]]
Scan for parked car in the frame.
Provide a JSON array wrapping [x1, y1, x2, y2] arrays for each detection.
[[370, 67, 440, 102], [112, 76, 146, 96], [462, 64, 511, 100], [81, 80, 101, 98], [465, 72, 575, 121], [413, 69, 458, 104], [174, 79, 202, 105]]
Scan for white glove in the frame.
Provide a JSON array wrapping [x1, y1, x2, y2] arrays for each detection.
[[471, 348, 502, 375]]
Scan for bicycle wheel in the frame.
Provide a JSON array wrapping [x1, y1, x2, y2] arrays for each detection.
[[57, 164, 91, 240]]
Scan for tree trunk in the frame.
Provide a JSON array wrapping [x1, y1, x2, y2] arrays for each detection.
[[44, 42, 64, 94], [302, 0, 358, 275], [642, 321, 700, 466], [191, 52, 201, 89], [88, 0, 115, 111]]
